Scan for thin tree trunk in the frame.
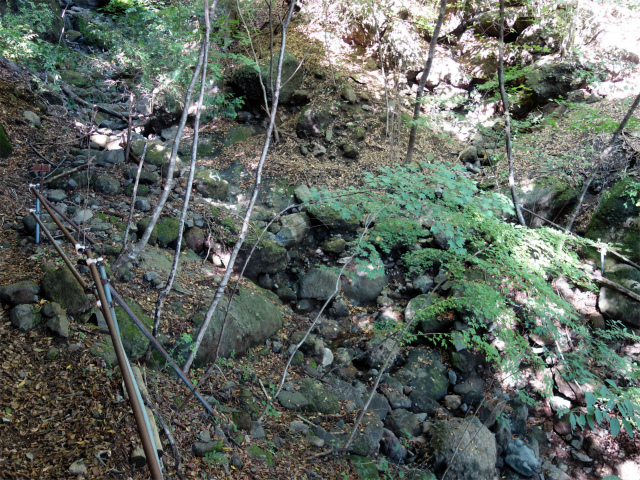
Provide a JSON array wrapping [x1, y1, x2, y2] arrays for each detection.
[[146, 0, 216, 362], [122, 141, 148, 250], [182, 0, 299, 374], [371, 0, 389, 136], [564, 91, 640, 233], [112, 30, 209, 270], [498, 0, 526, 226], [405, 0, 447, 163]]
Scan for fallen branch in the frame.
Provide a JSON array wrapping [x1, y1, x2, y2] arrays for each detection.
[[61, 85, 128, 122], [44, 158, 94, 185], [591, 271, 640, 303]]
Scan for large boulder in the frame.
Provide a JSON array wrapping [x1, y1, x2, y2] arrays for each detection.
[[405, 293, 454, 334], [598, 264, 640, 327], [41, 266, 90, 315], [194, 169, 229, 201], [308, 203, 360, 232], [230, 50, 305, 104], [428, 417, 497, 480], [585, 178, 640, 265], [516, 177, 577, 228], [241, 239, 288, 279], [0, 281, 40, 306], [10, 304, 42, 331], [275, 213, 310, 248], [192, 283, 284, 364], [112, 297, 154, 358], [342, 257, 388, 305], [296, 106, 333, 138], [521, 60, 584, 113], [394, 349, 449, 402], [300, 267, 341, 300]]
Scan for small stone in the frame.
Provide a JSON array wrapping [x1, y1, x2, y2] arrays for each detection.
[[68, 459, 87, 475], [73, 209, 93, 224], [135, 199, 151, 212], [571, 451, 593, 463], [306, 435, 325, 448], [23, 110, 41, 127], [443, 394, 462, 410], [46, 347, 59, 360]]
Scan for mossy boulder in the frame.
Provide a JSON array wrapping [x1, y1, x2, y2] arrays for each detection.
[[516, 177, 577, 227], [0, 122, 12, 158], [192, 283, 284, 365], [246, 444, 275, 467], [342, 257, 388, 305], [598, 264, 640, 327], [394, 349, 449, 402], [405, 293, 453, 334], [137, 217, 158, 245], [156, 216, 186, 249], [194, 169, 229, 200], [113, 297, 154, 358], [124, 183, 149, 197], [230, 50, 305, 104], [308, 203, 360, 232], [297, 378, 340, 414], [41, 266, 90, 315], [241, 238, 288, 279], [585, 178, 640, 265]]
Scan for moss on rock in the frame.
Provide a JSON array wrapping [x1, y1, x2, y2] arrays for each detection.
[[113, 297, 154, 358]]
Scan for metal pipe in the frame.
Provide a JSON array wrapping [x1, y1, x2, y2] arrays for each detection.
[[30, 213, 89, 291], [30, 187, 80, 248], [95, 259, 163, 469], [35, 196, 40, 244], [109, 287, 218, 419], [30, 187, 98, 246], [86, 258, 164, 479]]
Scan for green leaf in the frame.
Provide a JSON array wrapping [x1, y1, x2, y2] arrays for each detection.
[[585, 391, 597, 407], [569, 413, 577, 430], [610, 417, 621, 437], [622, 418, 633, 438], [595, 409, 604, 424]]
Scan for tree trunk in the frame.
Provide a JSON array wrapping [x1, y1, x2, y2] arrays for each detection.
[[405, 0, 447, 163], [182, 0, 299, 374], [498, 0, 526, 227]]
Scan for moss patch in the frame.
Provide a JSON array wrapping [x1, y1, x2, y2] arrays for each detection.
[[113, 297, 154, 359]]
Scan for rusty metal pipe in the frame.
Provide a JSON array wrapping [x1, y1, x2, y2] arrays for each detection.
[[86, 258, 164, 479], [109, 287, 218, 420], [30, 213, 89, 291]]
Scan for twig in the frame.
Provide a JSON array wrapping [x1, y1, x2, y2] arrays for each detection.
[[43, 157, 94, 185], [121, 142, 148, 251]]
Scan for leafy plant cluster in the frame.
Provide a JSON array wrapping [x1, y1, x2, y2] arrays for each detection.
[[311, 160, 640, 437]]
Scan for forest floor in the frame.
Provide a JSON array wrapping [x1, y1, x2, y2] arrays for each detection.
[[2, 9, 640, 479]]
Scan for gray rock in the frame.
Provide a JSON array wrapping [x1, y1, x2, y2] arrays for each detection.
[[41, 266, 90, 315], [542, 460, 571, 480], [293, 184, 311, 203], [10, 304, 42, 330], [300, 267, 341, 300], [73, 209, 93, 224], [349, 416, 384, 456], [385, 408, 421, 438], [97, 148, 125, 165], [364, 392, 391, 421], [510, 398, 529, 436], [0, 281, 40, 306], [451, 350, 476, 374], [340, 85, 358, 103], [298, 378, 340, 414], [414, 275, 434, 293], [331, 299, 349, 316], [134, 198, 151, 212], [342, 143, 359, 159], [250, 421, 265, 440], [308, 202, 359, 232], [68, 459, 87, 475], [95, 175, 121, 195], [242, 239, 288, 278], [312, 142, 326, 157], [342, 258, 388, 305], [443, 395, 462, 410], [380, 428, 408, 463], [46, 313, 70, 338], [194, 169, 229, 200], [505, 439, 540, 476], [395, 349, 449, 402], [161, 125, 179, 141], [306, 435, 325, 448], [458, 146, 478, 163], [125, 168, 158, 185], [598, 264, 640, 327], [289, 420, 309, 434], [192, 440, 223, 457], [383, 387, 412, 410], [23, 110, 41, 127], [230, 50, 305, 104], [405, 294, 454, 334], [275, 213, 310, 248], [191, 284, 284, 364], [429, 417, 497, 480], [365, 338, 401, 370], [46, 189, 66, 202]]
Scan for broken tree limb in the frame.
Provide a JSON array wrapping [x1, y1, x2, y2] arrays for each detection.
[[61, 85, 128, 122]]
